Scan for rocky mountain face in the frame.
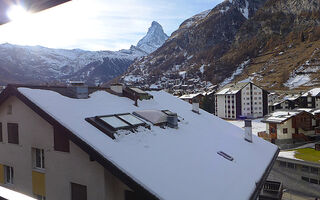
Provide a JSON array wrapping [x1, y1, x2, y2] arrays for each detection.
[[0, 21, 168, 85], [123, 0, 320, 90], [122, 0, 267, 86], [136, 21, 169, 54]]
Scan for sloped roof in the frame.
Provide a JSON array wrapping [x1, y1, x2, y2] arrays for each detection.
[[215, 82, 249, 95], [1, 86, 278, 200], [302, 88, 320, 97], [262, 110, 310, 124], [179, 93, 203, 99], [0, 186, 36, 200]]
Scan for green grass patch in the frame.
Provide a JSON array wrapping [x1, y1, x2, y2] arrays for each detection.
[[293, 148, 320, 164]]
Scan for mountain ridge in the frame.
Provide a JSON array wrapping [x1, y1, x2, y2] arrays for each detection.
[[0, 21, 168, 85], [122, 0, 320, 91]]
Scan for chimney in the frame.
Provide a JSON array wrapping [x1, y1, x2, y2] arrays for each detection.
[[167, 112, 178, 129], [192, 102, 200, 114], [110, 83, 123, 94], [244, 119, 253, 143], [69, 81, 88, 99]]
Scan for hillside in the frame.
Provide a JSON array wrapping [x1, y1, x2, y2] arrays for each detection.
[[123, 0, 320, 90]]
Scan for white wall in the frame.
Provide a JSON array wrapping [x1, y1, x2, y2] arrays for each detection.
[[0, 96, 129, 200]]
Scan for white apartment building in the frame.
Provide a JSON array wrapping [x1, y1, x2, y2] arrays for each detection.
[[215, 82, 268, 119]]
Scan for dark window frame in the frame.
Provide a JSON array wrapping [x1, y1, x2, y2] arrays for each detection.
[[283, 128, 288, 134]]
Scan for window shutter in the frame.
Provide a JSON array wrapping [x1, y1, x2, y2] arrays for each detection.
[[71, 183, 87, 200], [54, 127, 70, 152], [32, 171, 46, 197], [0, 123, 2, 142], [7, 123, 19, 144], [0, 164, 4, 184]]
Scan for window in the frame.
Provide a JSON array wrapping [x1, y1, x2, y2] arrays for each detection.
[[287, 162, 295, 169], [301, 165, 309, 172], [301, 176, 309, 182], [0, 123, 2, 142], [71, 183, 87, 200], [4, 166, 13, 184], [283, 128, 288, 134], [7, 123, 18, 144], [310, 178, 319, 184], [33, 148, 45, 169], [7, 105, 12, 115], [310, 167, 319, 175]]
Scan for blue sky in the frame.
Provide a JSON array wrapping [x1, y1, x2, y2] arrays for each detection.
[[0, 0, 223, 51]]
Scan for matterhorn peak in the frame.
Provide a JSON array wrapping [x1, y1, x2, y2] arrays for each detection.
[[136, 21, 169, 54]]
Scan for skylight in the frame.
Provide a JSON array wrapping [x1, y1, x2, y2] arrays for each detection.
[[85, 113, 148, 139], [118, 114, 145, 126], [100, 116, 130, 129]]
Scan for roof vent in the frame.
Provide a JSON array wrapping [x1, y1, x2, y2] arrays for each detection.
[[166, 111, 178, 129], [217, 151, 234, 161], [244, 119, 253, 143]]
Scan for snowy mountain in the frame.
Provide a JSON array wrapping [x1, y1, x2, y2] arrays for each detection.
[[0, 21, 168, 85], [123, 0, 320, 90], [136, 21, 169, 54], [122, 0, 267, 86], [0, 43, 146, 85]]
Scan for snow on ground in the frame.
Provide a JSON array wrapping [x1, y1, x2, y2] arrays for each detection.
[[18, 88, 278, 200], [284, 74, 311, 89], [226, 118, 266, 136], [220, 59, 250, 86]]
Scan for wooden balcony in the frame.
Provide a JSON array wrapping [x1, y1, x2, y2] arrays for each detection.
[[258, 132, 277, 140]]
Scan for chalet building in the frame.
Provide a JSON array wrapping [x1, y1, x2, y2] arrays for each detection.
[[260, 110, 319, 147], [179, 93, 204, 104], [0, 84, 279, 200], [214, 82, 268, 119], [268, 144, 320, 197], [298, 88, 320, 109], [268, 94, 300, 113]]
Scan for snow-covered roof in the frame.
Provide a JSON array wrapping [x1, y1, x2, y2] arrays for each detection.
[[179, 93, 202, 99], [283, 94, 300, 101], [262, 110, 303, 123], [302, 88, 320, 97], [15, 87, 278, 200], [215, 82, 249, 95], [0, 186, 36, 200]]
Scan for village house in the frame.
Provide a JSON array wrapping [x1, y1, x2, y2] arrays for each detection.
[[179, 93, 204, 104], [214, 82, 268, 119], [268, 94, 300, 113], [0, 84, 278, 200], [298, 88, 320, 109], [268, 143, 320, 198], [260, 110, 320, 148]]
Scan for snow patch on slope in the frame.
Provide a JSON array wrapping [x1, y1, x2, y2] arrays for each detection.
[[220, 59, 250, 86]]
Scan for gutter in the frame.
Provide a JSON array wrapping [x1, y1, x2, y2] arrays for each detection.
[[249, 148, 280, 200]]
